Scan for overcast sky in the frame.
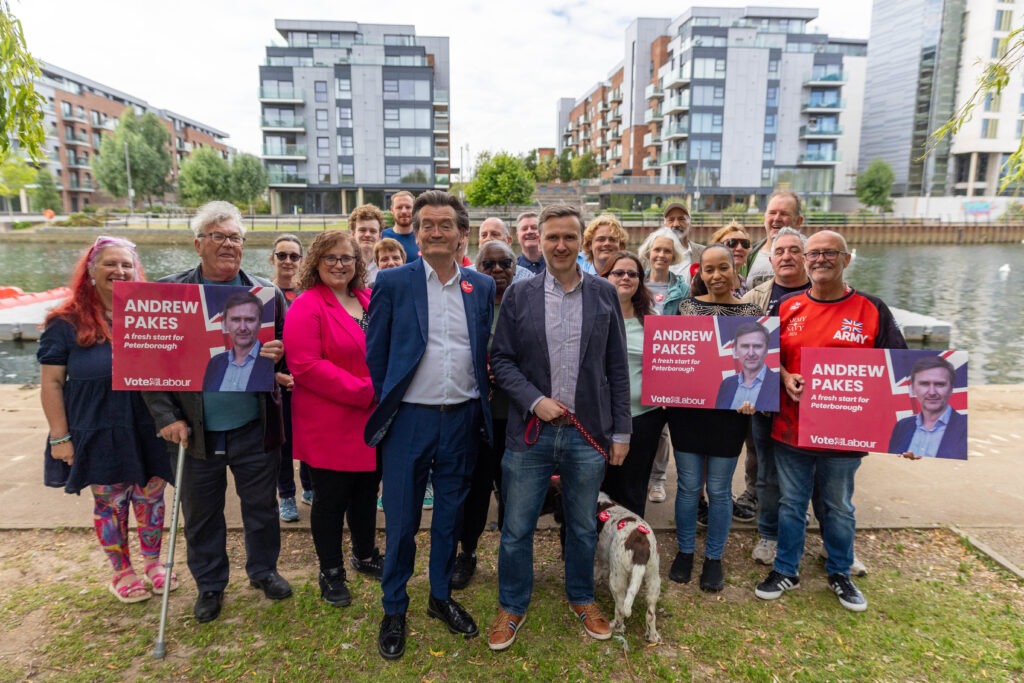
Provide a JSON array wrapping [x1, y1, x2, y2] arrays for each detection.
[[17, 0, 873, 166]]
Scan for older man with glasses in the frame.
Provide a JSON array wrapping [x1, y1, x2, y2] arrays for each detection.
[[143, 200, 291, 624]]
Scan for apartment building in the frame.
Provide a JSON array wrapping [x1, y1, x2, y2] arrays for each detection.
[[35, 62, 228, 213], [259, 19, 451, 214], [557, 8, 866, 211], [861, 0, 1018, 197]]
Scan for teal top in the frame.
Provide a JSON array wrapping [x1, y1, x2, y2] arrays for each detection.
[[624, 317, 657, 418]]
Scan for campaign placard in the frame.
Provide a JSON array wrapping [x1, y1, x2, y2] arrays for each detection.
[[797, 348, 968, 459], [112, 281, 277, 392], [642, 315, 781, 411]]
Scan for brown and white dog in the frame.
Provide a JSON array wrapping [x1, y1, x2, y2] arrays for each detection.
[[594, 492, 661, 643]]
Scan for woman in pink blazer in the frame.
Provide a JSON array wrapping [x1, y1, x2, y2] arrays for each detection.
[[284, 230, 382, 608]]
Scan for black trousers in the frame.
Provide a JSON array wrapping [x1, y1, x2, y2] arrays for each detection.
[[601, 409, 669, 518], [308, 460, 381, 571], [180, 420, 280, 591], [276, 389, 312, 498], [460, 418, 508, 554]]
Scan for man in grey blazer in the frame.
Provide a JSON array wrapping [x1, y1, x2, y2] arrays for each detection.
[[487, 204, 631, 651]]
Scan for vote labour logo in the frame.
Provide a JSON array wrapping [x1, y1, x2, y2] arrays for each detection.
[[833, 317, 868, 344]]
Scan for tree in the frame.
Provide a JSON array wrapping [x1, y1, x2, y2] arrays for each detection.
[[230, 153, 267, 211], [0, 2, 45, 162], [556, 148, 573, 182], [465, 152, 534, 207], [30, 167, 61, 212], [94, 110, 172, 207], [571, 151, 599, 180], [534, 156, 557, 183], [856, 159, 895, 212], [178, 147, 230, 207], [0, 159, 36, 214], [522, 149, 538, 176]]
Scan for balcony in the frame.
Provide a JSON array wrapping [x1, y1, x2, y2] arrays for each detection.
[[259, 86, 304, 103], [433, 115, 450, 133], [804, 71, 847, 86], [664, 67, 691, 89], [663, 123, 689, 140], [434, 173, 450, 187], [642, 132, 661, 147], [260, 117, 305, 131], [596, 135, 609, 148], [598, 102, 609, 112], [434, 146, 449, 160], [67, 179, 95, 192], [660, 150, 688, 165], [799, 150, 842, 164], [62, 110, 88, 124], [802, 98, 845, 113], [267, 171, 308, 186], [599, 117, 610, 130], [433, 89, 449, 106], [663, 94, 691, 115], [644, 83, 664, 100], [64, 132, 90, 146], [262, 144, 307, 158], [643, 107, 662, 124], [609, 107, 622, 123], [65, 156, 91, 169], [608, 126, 621, 141], [799, 125, 843, 139], [610, 88, 622, 103], [642, 156, 660, 170]]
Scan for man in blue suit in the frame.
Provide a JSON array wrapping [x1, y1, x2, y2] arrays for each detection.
[[486, 204, 631, 651], [888, 355, 967, 459], [714, 321, 780, 412], [365, 190, 495, 660], [202, 291, 276, 392]]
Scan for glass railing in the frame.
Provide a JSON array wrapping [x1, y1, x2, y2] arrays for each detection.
[[663, 123, 689, 138], [434, 89, 449, 103], [664, 94, 691, 111], [434, 174, 450, 185], [261, 118, 305, 129], [262, 144, 306, 156], [802, 98, 845, 110], [267, 171, 308, 184], [644, 83, 663, 100], [805, 71, 846, 84], [659, 150, 689, 164], [799, 150, 842, 163], [259, 86, 304, 100], [799, 124, 843, 137]]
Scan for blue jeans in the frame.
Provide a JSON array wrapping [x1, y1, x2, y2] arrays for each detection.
[[773, 440, 861, 577], [752, 412, 779, 540], [498, 425, 606, 616], [673, 451, 738, 560]]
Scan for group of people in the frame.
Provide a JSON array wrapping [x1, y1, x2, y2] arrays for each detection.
[[39, 188, 910, 658]]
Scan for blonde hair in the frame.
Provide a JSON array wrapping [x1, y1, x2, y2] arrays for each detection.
[[582, 214, 628, 261]]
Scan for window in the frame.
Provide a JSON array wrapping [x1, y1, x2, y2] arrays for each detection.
[[692, 58, 726, 78], [763, 141, 775, 161], [92, 132, 102, 148], [289, 32, 306, 47], [766, 86, 779, 108], [982, 119, 999, 138], [318, 164, 331, 183], [690, 139, 721, 161], [993, 37, 1007, 59], [338, 135, 354, 155], [314, 81, 328, 103], [340, 163, 354, 181], [336, 78, 351, 97], [765, 114, 778, 134], [768, 60, 780, 74], [337, 107, 353, 127], [995, 9, 1013, 31], [382, 79, 430, 101], [316, 109, 328, 130], [308, 32, 319, 46], [61, 102, 72, 116], [385, 163, 431, 183], [331, 32, 341, 47], [984, 93, 1002, 112], [692, 85, 724, 106], [383, 107, 431, 129], [383, 135, 431, 157], [690, 112, 722, 133], [317, 137, 329, 156]]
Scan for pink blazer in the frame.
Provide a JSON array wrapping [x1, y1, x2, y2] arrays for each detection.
[[283, 282, 376, 471]]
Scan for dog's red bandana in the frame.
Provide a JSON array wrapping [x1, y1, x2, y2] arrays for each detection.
[[598, 510, 611, 522], [637, 524, 650, 534]]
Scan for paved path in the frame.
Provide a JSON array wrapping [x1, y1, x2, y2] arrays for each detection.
[[1, 384, 1021, 574]]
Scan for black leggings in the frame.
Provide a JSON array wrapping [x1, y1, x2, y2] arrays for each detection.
[[308, 463, 381, 571], [601, 408, 669, 518]]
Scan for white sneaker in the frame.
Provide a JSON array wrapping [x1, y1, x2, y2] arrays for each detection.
[[648, 483, 666, 503], [752, 538, 777, 565], [819, 547, 868, 577]]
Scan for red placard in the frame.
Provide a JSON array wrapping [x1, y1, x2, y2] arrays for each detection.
[[112, 282, 276, 392], [642, 315, 780, 411], [797, 348, 968, 459]]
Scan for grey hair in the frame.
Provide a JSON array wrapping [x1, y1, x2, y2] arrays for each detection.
[[191, 200, 244, 238], [516, 211, 538, 224], [771, 226, 808, 249], [475, 240, 515, 268], [637, 226, 686, 266]]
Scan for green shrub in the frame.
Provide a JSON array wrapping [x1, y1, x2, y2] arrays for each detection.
[[56, 213, 103, 227]]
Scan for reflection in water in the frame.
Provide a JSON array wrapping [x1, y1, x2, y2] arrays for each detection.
[[1, 242, 1023, 384]]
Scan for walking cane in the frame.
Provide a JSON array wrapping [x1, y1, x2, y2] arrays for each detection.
[[152, 441, 187, 659]]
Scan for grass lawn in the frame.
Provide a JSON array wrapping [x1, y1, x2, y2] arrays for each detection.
[[0, 527, 1021, 682]]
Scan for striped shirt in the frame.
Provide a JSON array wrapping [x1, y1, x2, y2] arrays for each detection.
[[544, 269, 584, 412]]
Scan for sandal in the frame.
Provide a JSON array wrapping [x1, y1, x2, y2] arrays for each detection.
[[144, 561, 179, 594], [109, 568, 152, 603]]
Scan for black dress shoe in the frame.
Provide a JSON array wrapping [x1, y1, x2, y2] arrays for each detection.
[[249, 571, 293, 600], [319, 567, 351, 607], [450, 551, 477, 590], [427, 594, 479, 637], [349, 548, 385, 580], [194, 590, 223, 623], [378, 613, 406, 660]]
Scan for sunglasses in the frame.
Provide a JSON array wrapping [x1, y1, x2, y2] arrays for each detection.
[[725, 238, 751, 249], [274, 252, 302, 262], [608, 269, 640, 279], [481, 258, 513, 270]]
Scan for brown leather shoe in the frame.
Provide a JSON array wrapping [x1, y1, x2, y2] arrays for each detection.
[[487, 608, 525, 651], [570, 603, 612, 640]]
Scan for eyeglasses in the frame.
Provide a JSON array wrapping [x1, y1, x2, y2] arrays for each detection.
[[274, 252, 301, 262], [201, 231, 245, 245], [481, 258, 513, 271], [772, 246, 803, 257], [322, 254, 356, 266], [725, 238, 751, 249], [804, 249, 846, 262], [608, 269, 640, 279]]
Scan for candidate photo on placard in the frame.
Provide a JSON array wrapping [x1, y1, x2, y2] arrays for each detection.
[[713, 320, 780, 412], [887, 353, 968, 460], [202, 289, 276, 392]]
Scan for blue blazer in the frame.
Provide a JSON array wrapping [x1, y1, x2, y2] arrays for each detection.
[[887, 409, 968, 458], [364, 259, 495, 447], [490, 272, 631, 453], [714, 369, 780, 411], [202, 348, 276, 392]]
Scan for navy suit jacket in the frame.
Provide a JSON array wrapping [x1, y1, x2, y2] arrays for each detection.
[[887, 409, 968, 458], [363, 258, 495, 447], [201, 347, 276, 392], [714, 368, 780, 411], [490, 271, 631, 453]]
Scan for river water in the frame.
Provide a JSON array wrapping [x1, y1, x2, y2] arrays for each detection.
[[1, 241, 1022, 384]]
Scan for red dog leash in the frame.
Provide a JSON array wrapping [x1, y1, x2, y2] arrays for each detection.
[[525, 408, 608, 461]]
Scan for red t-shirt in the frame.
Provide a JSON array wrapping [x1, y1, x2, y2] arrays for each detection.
[[772, 287, 906, 454]]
